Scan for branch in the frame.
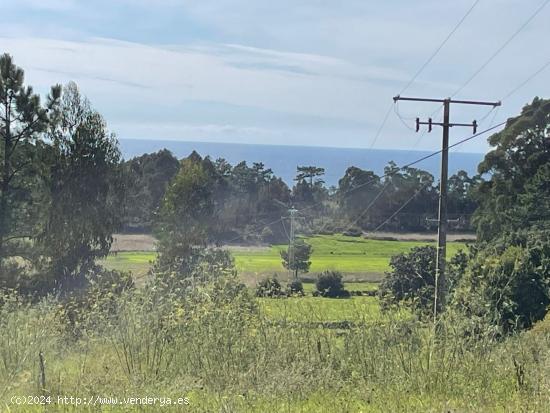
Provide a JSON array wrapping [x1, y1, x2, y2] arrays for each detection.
[[3, 235, 32, 242], [10, 114, 44, 145], [6, 161, 32, 184]]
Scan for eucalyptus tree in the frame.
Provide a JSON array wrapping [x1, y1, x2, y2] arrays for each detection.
[[39, 82, 124, 285], [474, 97, 550, 240]]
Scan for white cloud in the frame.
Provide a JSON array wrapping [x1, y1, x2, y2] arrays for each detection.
[[5, 36, 398, 121], [0, 0, 548, 151]]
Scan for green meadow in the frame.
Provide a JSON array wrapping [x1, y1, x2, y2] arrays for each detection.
[[102, 234, 468, 285], [233, 234, 466, 275]]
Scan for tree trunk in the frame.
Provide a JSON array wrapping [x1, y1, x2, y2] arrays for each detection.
[[0, 101, 11, 265]]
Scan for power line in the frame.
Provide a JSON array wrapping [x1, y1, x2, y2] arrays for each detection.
[[345, 182, 390, 230], [394, 102, 417, 131], [224, 216, 284, 244], [454, 55, 550, 146], [501, 57, 550, 101], [311, 121, 506, 215], [221, 121, 506, 246], [370, 181, 433, 233], [409, 51, 549, 150], [297, 121, 506, 235], [370, 0, 480, 149], [220, 36, 548, 247], [398, 0, 481, 96], [395, 95, 501, 315], [452, 0, 550, 97], [368, 102, 393, 149], [281, 217, 291, 241]]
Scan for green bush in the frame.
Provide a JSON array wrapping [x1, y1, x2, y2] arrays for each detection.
[[256, 277, 284, 297], [379, 246, 467, 316], [342, 227, 362, 237], [452, 230, 550, 332], [57, 266, 134, 338], [152, 247, 236, 296], [314, 271, 349, 298], [379, 246, 436, 313], [287, 279, 304, 296]]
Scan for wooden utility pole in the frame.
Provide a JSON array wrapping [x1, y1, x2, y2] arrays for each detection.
[[288, 207, 298, 279], [393, 95, 500, 316]]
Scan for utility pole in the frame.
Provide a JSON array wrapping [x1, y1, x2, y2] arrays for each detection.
[[393, 96, 500, 316], [288, 207, 298, 279]]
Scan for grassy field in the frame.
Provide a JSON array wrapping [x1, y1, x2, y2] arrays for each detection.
[[234, 234, 466, 275], [259, 295, 403, 323], [102, 234, 467, 285], [102, 251, 155, 281]]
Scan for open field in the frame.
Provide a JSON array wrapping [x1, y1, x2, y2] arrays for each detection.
[[102, 234, 468, 285], [110, 232, 475, 251], [234, 234, 466, 276]]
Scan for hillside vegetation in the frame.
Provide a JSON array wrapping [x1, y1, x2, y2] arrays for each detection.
[[1, 54, 550, 412]]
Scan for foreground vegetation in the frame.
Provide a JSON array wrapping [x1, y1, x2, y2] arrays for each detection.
[[2, 283, 550, 412]]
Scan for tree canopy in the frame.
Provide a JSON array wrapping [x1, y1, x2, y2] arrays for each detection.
[[474, 97, 550, 241], [0, 55, 124, 294]]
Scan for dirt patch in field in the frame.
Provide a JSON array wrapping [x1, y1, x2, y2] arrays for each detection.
[[111, 234, 272, 253], [111, 234, 156, 252], [111, 231, 475, 253], [226, 245, 271, 253], [363, 231, 476, 242], [239, 271, 384, 287]]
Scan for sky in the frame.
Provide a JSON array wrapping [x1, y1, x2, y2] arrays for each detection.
[[0, 0, 548, 153]]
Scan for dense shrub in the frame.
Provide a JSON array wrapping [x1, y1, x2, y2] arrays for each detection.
[[379, 246, 468, 316], [256, 277, 284, 297], [314, 271, 349, 298], [287, 279, 304, 296], [452, 230, 550, 332], [57, 266, 134, 337], [342, 227, 362, 237], [152, 247, 236, 296]]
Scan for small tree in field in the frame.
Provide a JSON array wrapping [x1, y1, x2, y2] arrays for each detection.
[[280, 239, 312, 279]]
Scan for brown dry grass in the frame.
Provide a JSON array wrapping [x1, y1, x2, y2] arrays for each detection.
[[111, 232, 476, 253], [111, 234, 156, 252], [363, 231, 476, 242]]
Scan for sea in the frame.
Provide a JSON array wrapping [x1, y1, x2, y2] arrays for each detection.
[[118, 139, 485, 187]]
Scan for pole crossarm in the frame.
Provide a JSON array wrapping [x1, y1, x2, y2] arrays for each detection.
[[393, 95, 501, 107], [418, 121, 476, 128]]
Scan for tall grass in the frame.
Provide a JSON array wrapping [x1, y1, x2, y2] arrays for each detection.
[[1, 282, 549, 412]]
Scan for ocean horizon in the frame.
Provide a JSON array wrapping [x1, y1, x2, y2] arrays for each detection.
[[119, 138, 486, 187]]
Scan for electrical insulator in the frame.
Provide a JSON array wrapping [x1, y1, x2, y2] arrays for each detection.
[[428, 118, 432, 132], [472, 120, 477, 134], [415, 118, 420, 132]]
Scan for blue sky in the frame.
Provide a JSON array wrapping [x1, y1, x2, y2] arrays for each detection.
[[0, 0, 548, 152]]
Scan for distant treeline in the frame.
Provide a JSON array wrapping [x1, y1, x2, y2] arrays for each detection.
[[122, 149, 480, 241]]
